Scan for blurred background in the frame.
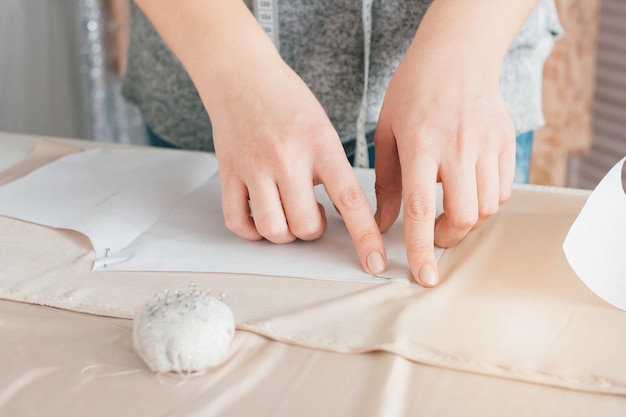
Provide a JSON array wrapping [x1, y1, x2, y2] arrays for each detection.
[[0, 0, 624, 189]]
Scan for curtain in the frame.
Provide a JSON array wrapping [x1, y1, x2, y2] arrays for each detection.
[[0, 0, 83, 138], [0, 0, 145, 144], [75, 0, 147, 144]]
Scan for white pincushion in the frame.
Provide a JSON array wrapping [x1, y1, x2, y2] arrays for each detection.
[[133, 288, 235, 373]]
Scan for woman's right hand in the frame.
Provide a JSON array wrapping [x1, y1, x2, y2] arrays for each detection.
[[136, 0, 387, 275]]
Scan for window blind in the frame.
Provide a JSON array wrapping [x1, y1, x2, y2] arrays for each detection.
[[574, 0, 626, 189]]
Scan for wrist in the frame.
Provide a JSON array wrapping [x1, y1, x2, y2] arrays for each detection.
[[137, 0, 284, 114], [412, 0, 538, 80]]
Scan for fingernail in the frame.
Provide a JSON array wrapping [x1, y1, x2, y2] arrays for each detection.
[[366, 251, 385, 275], [419, 264, 438, 287]]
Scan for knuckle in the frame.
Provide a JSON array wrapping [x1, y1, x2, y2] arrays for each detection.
[[337, 185, 368, 212], [238, 148, 266, 171], [452, 130, 468, 155], [434, 234, 460, 249], [407, 129, 436, 155], [405, 241, 433, 258], [500, 189, 512, 205], [265, 148, 292, 172], [434, 224, 466, 248], [404, 195, 433, 222], [290, 219, 325, 241], [272, 235, 296, 244], [255, 219, 289, 241], [239, 139, 293, 173], [312, 125, 339, 143], [224, 213, 246, 234], [479, 201, 499, 219], [449, 210, 478, 230], [356, 230, 380, 247], [310, 128, 342, 159]]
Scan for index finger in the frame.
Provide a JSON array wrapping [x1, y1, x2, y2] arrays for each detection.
[[316, 155, 387, 276], [401, 153, 439, 287]]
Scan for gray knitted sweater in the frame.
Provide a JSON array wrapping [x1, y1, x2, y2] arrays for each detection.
[[123, 0, 562, 152]]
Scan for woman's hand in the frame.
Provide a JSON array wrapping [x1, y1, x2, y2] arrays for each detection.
[[136, 0, 387, 275], [206, 46, 387, 275], [374, 0, 538, 286]]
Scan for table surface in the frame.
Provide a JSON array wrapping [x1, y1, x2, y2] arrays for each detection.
[[0, 131, 624, 417]]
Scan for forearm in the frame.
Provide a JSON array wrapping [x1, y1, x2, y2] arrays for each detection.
[[133, 0, 280, 110], [411, 0, 539, 79]]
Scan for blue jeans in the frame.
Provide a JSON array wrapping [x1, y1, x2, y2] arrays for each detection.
[[147, 126, 533, 184], [513, 131, 533, 184], [146, 126, 180, 149]]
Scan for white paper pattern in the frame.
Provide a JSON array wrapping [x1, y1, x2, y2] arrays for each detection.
[[0, 148, 443, 284]]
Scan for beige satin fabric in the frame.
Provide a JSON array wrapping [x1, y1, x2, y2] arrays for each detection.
[[1, 139, 625, 396], [0, 138, 79, 186], [2, 300, 624, 417]]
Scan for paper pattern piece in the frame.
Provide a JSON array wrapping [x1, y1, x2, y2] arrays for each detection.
[[0, 148, 443, 284], [563, 156, 626, 311]]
